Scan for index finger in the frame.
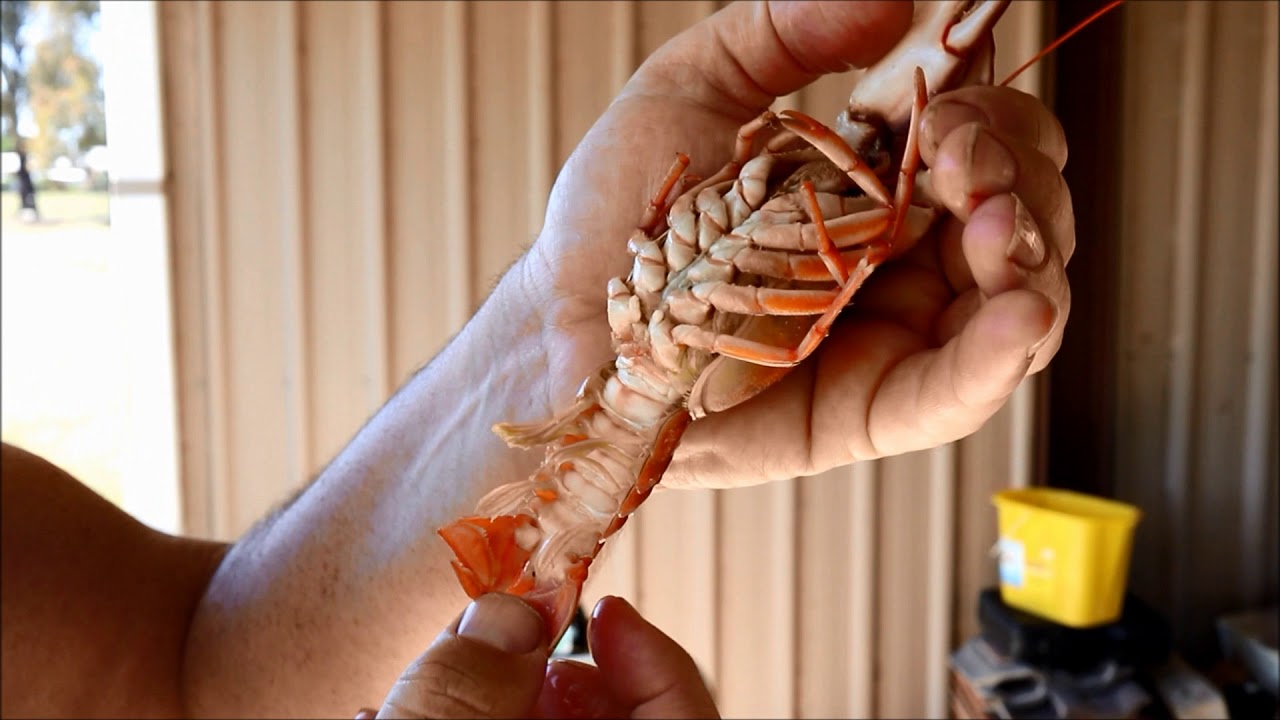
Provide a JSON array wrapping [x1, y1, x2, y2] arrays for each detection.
[[587, 597, 719, 719], [919, 85, 1069, 170]]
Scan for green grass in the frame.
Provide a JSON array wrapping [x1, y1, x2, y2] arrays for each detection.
[[1, 189, 111, 226]]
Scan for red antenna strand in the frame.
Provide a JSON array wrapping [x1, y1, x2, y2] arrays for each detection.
[[1000, 0, 1126, 87]]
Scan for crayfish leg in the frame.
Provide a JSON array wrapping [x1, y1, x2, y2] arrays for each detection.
[[776, 109, 892, 207], [801, 179, 850, 284], [682, 110, 786, 199], [637, 153, 691, 235], [731, 246, 879, 282], [889, 68, 929, 250], [672, 254, 882, 369]]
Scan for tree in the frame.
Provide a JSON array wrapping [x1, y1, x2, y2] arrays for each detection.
[[26, 0, 103, 169], [1, 0, 31, 150], [1, 0, 102, 170]]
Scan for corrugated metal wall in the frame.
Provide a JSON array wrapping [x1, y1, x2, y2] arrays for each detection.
[[158, 2, 1052, 717], [1111, 0, 1279, 654]]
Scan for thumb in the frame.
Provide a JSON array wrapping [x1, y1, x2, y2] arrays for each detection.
[[377, 594, 549, 719], [869, 288, 1055, 457], [633, 0, 913, 116]]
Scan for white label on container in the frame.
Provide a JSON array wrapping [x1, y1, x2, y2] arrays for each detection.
[[998, 538, 1025, 588]]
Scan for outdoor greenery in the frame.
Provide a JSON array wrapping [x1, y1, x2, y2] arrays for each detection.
[[2, 0, 104, 170]]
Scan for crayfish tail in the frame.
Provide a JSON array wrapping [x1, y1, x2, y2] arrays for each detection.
[[521, 558, 592, 647], [437, 514, 541, 598]]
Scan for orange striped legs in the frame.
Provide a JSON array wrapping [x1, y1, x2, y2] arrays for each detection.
[[682, 110, 803, 197], [775, 109, 892, 207], [637, 152, 694, 235], [672, 177, 889, 367], [803, 180, 851, 284], [889, 68, 929, 251], [672, 254, 881, 368]]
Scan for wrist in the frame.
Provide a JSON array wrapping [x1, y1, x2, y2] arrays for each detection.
[[382, 256, 557, 497], [517, 235, 623, 395]]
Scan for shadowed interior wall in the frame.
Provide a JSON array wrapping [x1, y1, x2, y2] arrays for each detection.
[[154, 2, 1264, 716], [1106, 0, 1279, 657]]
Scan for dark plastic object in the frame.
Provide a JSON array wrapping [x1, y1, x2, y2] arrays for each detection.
[[978, 588, 1173, 672]]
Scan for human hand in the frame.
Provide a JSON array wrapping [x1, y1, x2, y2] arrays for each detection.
[[363, 594, 717, 719], [514, 0, 1072, 488]]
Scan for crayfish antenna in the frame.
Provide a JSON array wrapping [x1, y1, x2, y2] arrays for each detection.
[[1000, 0, 1125, 87]]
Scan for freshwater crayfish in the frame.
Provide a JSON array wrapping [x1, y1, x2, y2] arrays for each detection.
[[438, 0, 1121, 646]]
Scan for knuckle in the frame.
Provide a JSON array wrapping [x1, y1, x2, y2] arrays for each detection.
[[1041, 111, 1069, 169], [948, 85, 1067, 168], [390, 657, 497, 719], [1051, 171, 1076, 260]]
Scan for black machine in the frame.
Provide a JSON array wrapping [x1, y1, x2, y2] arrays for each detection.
[[978, 588, 1173, 673]]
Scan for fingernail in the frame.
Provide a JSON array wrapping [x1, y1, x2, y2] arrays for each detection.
[[968, 125, 1016, 191], [591, 595, 618, 621], [457, 594, 544, 654], [1027, 314, 1058, 360], [545, 661, 610, 719], [1026, 301, 1060, 360], [591, 595, 637, 622], [1005, 195, 1046, 270], [925, 100, 988, 148]]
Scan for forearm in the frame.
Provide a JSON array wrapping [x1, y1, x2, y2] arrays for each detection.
[[182, 260, 554, 717]]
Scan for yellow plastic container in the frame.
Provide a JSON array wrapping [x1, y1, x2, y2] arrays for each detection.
[[992, 488, 1141, 628]]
